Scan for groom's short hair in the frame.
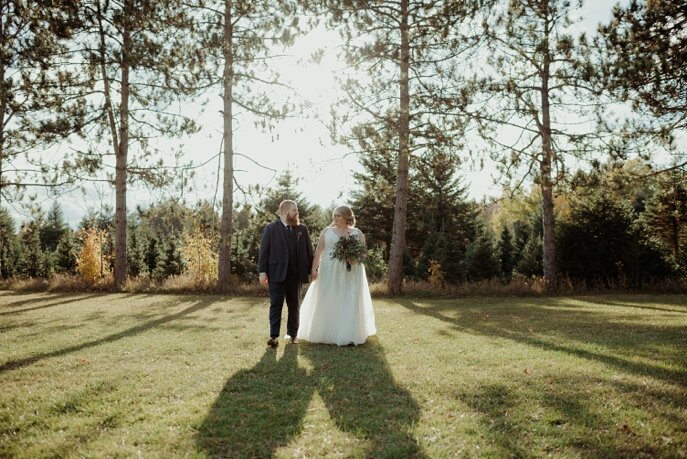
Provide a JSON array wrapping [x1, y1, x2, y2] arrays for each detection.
[[278, 200, 297, 215]]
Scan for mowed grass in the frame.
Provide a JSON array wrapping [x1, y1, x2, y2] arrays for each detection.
[[0, 291, 686, 458]]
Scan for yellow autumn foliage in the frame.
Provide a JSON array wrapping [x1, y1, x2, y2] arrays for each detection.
[[428, 259, 445, 287], [182, 225, 218, 283], [76, 228, 109, 282]]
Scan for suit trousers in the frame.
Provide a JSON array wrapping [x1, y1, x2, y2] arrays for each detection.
[[268, 272, 302, 338]]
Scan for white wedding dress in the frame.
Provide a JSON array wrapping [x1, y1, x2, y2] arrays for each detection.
[[298, 227, 376, 346]]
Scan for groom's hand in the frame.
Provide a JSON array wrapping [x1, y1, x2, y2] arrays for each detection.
[[259, 273, 269, 287]]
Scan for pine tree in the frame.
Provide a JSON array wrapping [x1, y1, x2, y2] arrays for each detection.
[[351, 139, 481, 283], [229, 203, 255, 281], [253, 171, 319, 231], [162, 238, 184, 278], [17, 221, 43, 278], [415, 150, 480, 283], [488, 186, 547, 278], [55, 230, 79, 274], [465, 228, 499, 282], [350, 139, 409, 259], [0, 207, 17, 278], [191, 0, 307, 288], [513, 209, 544, 278], [597, 0, 687, 147], [40, 201, 68, 252], [80, 205, 114, 233], [0, 1, 85, 207], [512, 219, 530, 271], [475, 0, 600, 290], [65, 0, 207, 290], [127, 225, 147, 277], [145, 236, 162, 276], [557, 193, 673, 286], [642, 168, 687, 265], [497, 226, 515, 282], [135, 198, 190, 238], [326, 0, 487, 294], [516, 233, 544, 278]]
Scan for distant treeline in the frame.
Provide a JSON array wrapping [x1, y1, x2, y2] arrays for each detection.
[[1, 159, 685, 289]]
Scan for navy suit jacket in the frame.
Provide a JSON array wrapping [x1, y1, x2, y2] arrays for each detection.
[[258, 219, 314, 284]]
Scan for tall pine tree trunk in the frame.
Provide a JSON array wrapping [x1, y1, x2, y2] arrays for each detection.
[[539, 14, 555, 291], [217, 0, 234, 288], [114, 1, 131, 291], [97, 0, 119, 157], [0, 34, 5, 278], [387, 0, 410, 296], [540, 143, 555, 289]]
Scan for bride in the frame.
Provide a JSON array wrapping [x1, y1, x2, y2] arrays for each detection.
[[297, 205, 376, 346]]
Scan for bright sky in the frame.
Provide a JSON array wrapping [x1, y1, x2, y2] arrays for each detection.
[[12, 1, 624, 228], [166, 0, 624, 209]]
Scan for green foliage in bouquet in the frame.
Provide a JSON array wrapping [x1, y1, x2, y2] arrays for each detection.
[[331, 233, 367, 271]]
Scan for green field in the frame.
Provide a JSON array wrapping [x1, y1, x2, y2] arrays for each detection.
[[1, 291, 686, 458]]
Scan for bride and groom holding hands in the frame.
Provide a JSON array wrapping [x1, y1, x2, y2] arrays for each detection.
[[258, 200, 376, 348]]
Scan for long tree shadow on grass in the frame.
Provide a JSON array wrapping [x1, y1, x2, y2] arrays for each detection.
[[397, 299, 687, 387], [0, 293, 103, 316], [458, 380, 645, 457], [460, 382, 529, 457], [197, 345, 313, 458], [0, 291, 63, 308], [396, 299, 686, 456], [0, 297, 219, 373], [398, 300, 687, 457], [583, 296, 687, 314], [197, 341, 425, 458], [302, 340, 426, 459]]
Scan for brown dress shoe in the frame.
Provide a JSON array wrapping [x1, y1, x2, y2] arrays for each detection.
[[290, 337, 299, 344], [267, 337, 278, 348]]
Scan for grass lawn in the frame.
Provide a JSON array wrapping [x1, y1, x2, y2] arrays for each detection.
[[0, 291, 686, 458]]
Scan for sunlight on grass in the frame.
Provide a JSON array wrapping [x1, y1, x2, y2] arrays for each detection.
[[1, 291, 686, 457], [275, 392, 366, 458]]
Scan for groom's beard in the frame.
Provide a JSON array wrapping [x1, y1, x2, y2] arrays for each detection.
[[286, 214, 300, 226]]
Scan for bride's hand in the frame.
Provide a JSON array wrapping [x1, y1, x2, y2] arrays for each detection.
[[311, 270, 318, 281]]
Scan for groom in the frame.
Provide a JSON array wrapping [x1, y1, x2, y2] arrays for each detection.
[[258, 200, 314, 348]]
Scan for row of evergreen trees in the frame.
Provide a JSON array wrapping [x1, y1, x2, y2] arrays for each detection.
[[1, 158, 685, 288], [351, 143, 687, 287]]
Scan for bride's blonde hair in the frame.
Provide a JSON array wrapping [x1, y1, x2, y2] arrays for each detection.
[[331, 205, 356, 227]]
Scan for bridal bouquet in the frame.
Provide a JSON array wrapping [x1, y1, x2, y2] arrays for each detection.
[[331, 233, 367, 271]]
